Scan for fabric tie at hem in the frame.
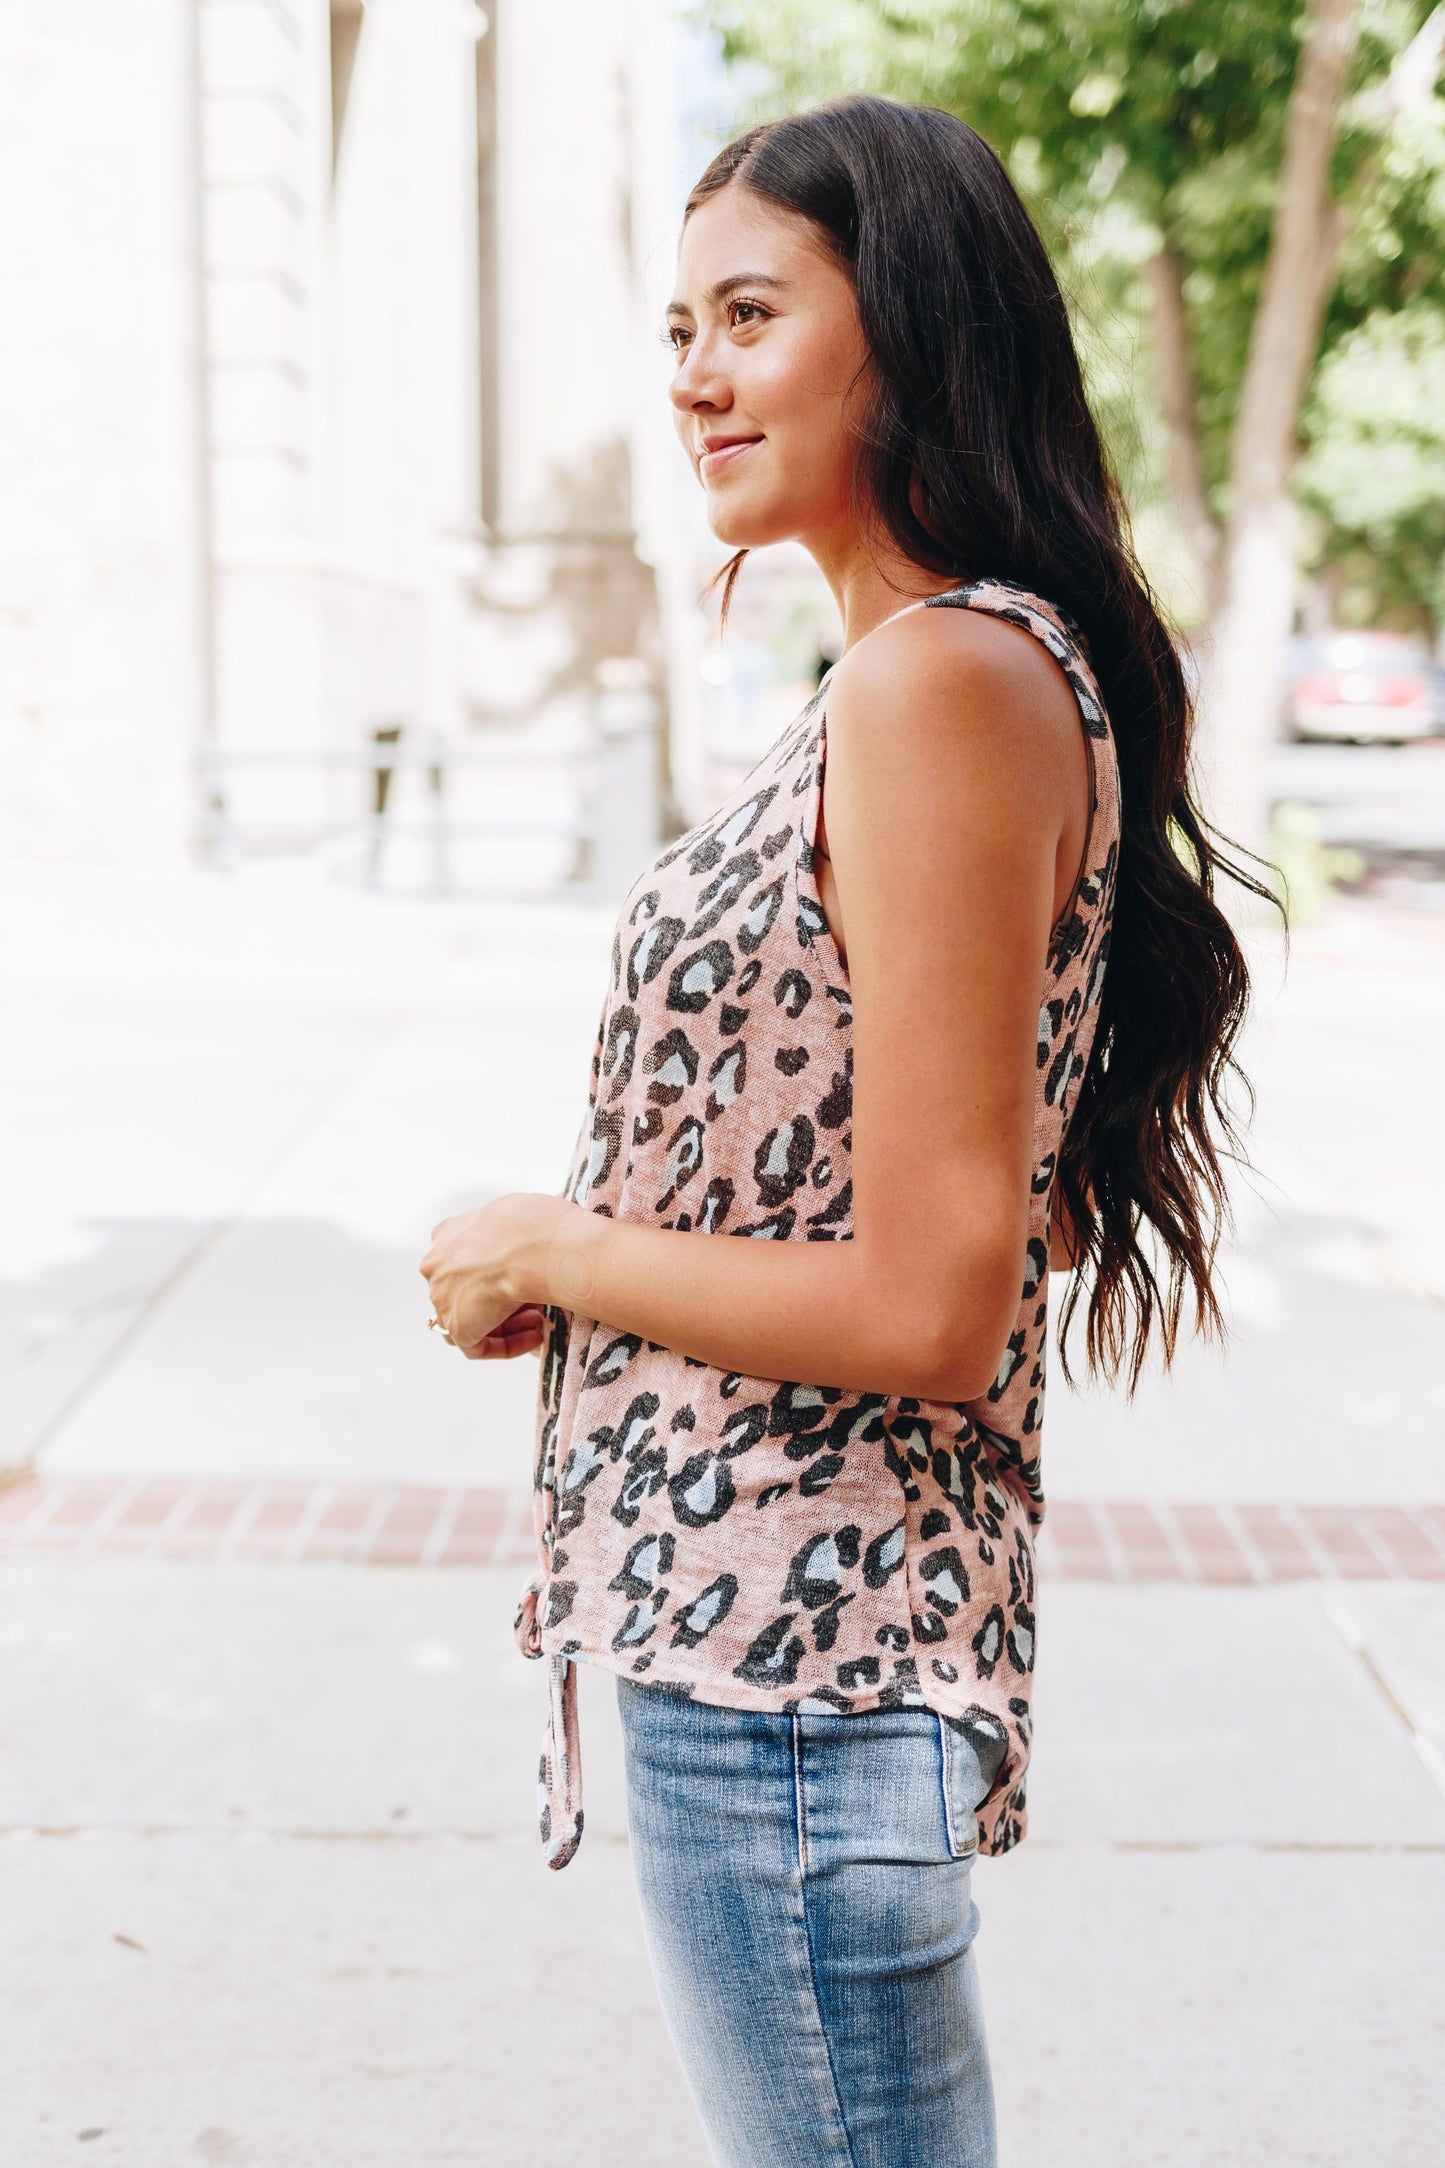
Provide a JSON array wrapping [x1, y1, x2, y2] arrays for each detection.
[[515, 1576, 584, 1870]]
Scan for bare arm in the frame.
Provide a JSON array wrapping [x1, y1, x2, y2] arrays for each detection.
[[422, 609, 1087, 1403]]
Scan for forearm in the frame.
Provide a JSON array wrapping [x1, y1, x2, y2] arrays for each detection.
[[521, 1198, 1012, 1404]]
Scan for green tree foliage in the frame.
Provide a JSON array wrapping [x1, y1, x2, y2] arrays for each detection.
[[1301, 300, 1445, 624], [702, 0, 1445, 632], [1304, 92, 1445, 626]]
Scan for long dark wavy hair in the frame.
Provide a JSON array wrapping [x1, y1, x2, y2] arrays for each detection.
[[686, 95, 1272, 1389]]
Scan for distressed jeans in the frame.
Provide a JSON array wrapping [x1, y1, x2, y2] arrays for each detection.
[[616, 1676, 998, 2168]]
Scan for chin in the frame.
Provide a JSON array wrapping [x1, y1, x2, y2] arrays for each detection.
[[705, 493, 794, 551]]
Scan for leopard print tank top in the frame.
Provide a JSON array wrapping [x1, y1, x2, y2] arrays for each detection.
[[515, 581, 1121, 1870]]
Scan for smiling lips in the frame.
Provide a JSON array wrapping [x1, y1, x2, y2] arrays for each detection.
[[699, 434, 763, 478]]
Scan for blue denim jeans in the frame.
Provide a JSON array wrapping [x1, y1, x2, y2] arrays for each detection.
[[616, 1676, 997, 2168]]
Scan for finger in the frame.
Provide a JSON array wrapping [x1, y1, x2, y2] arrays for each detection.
[[461, 1322, 546, 1361], [449, 1304, 546, 1360], [483, 1324, 547, 1357], [496, 1326, 546, 1358], [472, 1305, 546, 1347], [430, 1295, 541, 1343]]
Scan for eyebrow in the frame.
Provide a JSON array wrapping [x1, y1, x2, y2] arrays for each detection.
[[665, 272, 791, 320]]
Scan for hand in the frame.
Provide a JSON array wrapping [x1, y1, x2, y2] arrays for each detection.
[[456, 1303, 548, 1362], [418, 1194, 564, 1359]]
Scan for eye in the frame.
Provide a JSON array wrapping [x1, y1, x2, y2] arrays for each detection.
[[661, 297, 772, 355]]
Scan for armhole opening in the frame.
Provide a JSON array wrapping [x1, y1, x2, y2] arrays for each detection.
[[812, 583, 1105, 965], [1049, 714, 1098, 954], [798, 709, 851, 984]]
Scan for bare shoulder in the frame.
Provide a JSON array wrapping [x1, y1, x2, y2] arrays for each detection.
[[826, 594, 1083, 788]]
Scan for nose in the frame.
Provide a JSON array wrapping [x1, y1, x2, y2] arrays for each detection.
[[669, 330, 732, 422]]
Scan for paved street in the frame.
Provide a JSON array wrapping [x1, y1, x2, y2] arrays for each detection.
[[1271, 735, 1445, 862], [3, 857, 1444, 2165]]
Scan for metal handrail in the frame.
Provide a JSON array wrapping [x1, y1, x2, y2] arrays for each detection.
[[197, 726, 602, 887], [196, 741, 594, 770]]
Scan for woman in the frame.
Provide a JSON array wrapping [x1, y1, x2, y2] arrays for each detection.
[[421, 96, 1258, 2168]]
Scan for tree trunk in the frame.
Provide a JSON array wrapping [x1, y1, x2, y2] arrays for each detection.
[[1143, 245, 1221, 615], [1199, 0, 1361, 859]]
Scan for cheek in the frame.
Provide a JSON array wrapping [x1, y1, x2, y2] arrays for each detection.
[[748, 350, 858, 500]]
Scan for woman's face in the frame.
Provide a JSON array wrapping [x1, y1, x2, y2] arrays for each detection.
[[667, 186, 871, 551]]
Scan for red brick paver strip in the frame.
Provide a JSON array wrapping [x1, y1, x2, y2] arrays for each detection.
[[2, 1478, 1445, 1580]]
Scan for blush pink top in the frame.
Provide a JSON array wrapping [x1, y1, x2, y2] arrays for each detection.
[[515, 581, 1121, 1869]]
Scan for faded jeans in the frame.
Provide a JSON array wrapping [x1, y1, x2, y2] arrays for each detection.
[[616, 1676, 997, 2168]]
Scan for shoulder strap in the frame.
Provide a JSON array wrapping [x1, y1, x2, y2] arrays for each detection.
[[923, 581, 1105, 719], [823, 576, 1114, 772]]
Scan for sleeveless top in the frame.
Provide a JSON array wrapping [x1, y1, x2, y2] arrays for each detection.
[[514, 581, 1121, 1870]]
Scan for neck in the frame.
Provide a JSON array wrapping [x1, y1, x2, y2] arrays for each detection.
[[805, 522, 964, 652]]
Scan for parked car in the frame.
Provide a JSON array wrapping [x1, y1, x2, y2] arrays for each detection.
[[1283, 631, 1445, 744]]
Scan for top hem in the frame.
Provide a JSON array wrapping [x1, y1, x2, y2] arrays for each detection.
[[536, 1626, 1028, 1858]]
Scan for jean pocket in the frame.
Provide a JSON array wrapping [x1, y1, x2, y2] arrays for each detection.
[[938, 1715, 1005, 1859]]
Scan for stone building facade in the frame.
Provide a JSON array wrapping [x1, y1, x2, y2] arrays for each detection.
[[0, 0, 696, 880]]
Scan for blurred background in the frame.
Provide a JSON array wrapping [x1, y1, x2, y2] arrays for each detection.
[[3, 0, 1444, 884], [2, 4, 1444, 2165], [0, 0, 841, 890]]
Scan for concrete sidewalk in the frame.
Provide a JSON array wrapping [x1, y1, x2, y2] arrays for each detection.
[[3, 860, 1444, 2165], [5, 859, 1444, 1498], [2, 1564, 1442, 2165]]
